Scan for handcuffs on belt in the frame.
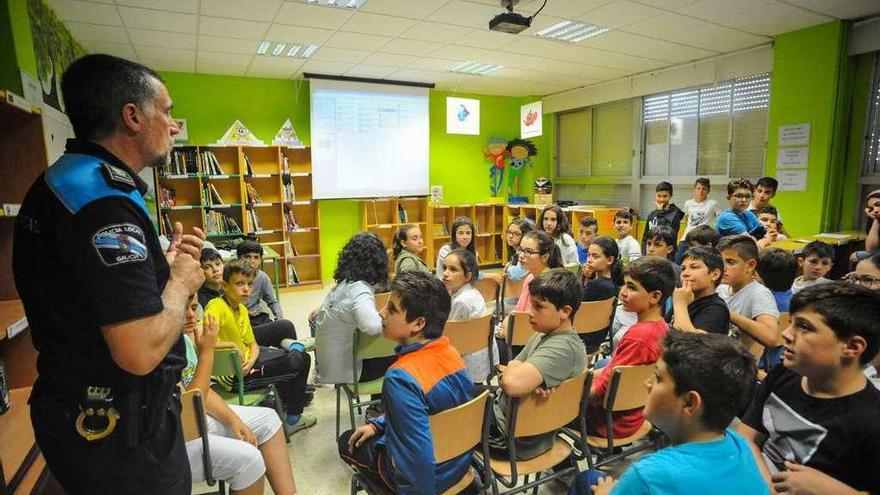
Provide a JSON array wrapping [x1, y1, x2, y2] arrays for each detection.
[[75, 386, 120, 441]]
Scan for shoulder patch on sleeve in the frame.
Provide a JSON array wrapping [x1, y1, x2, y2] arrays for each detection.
[[92, 223, 149, 266], [101, 162, 137, 189]]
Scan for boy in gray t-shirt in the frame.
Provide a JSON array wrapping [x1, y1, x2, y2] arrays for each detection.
[[489, 269, 587, 460], [717, 236, 779, 354]]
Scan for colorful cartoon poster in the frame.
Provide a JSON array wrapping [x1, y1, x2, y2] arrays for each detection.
[[520, 101, 542, 138], [27, 0, 87, 113], [446, 97, 480, 135]]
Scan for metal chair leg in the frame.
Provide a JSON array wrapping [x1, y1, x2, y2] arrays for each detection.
[[336, 385, 342, 439]]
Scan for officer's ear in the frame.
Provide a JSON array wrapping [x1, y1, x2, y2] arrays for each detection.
[[121, 102, 142, 132]]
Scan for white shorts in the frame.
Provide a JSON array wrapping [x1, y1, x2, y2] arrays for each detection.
[[186, 404, 282, 490]]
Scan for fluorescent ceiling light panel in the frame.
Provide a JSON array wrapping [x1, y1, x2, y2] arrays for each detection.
[[257, 41, 318, 58], [535, 20, 610, 43], [257, 41, 271, 55], [287, 44, 302, 57], [297, 0, 368, 9], [302, 44, 318, 58], [449, 61, 503, 76], [272, 43, 287, 56]]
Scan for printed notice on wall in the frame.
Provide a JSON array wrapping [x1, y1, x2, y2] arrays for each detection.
[[778, 123, 810, 146], [778, 171, 807, 191], [777, 147, 808, 169]]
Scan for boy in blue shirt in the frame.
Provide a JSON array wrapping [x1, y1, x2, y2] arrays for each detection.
[[589, 331, 769, 495], [577, 216, 598, 265], [716, 178, 765, 238], [339, 270, 473, 495]]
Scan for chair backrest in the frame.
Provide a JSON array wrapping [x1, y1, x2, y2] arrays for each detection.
[[429, 391, 490, 462], [211, 347, 244, 377], [564, 264, 581, 276], [180, 389, 205, 443], [572, 297, 615, 335], [444, 313, 493, 356], [776, 312, 791, 346], [374, 292, 391, 312], [507, 311, 537, 347], [604, 365, 654, 412], [513, 369, 590, 437], [475, 277, 500, 304], [502, 276, 524, 300], [356, 331, 398, 361]]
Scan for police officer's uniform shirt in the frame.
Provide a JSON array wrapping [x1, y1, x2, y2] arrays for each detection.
[[13, 139, 185, 390]]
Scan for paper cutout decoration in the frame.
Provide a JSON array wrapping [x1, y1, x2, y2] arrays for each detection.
[[507, 138, 537, 197], [484, 137, 509, 197], [520, 101, 542, 138], [173, 118, 188, 143], [272, 118, 304, 148], [215, 120, 264, 146]]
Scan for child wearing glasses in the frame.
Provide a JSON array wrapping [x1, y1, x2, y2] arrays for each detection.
[[846, 253, 880, 389], [717, 178, 766, 238], [484, 219, 534, 315]]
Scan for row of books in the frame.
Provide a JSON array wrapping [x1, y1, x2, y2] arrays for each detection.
[[160, 186, 177, 208], [247, 209, 262, 232], [162, 149, 199, 176], [245, 183, 262, 204], [205, 210, 241, 235], [200, 150, 225, 175], [202, 183, 226, 206], [284, 209, 299, 231]]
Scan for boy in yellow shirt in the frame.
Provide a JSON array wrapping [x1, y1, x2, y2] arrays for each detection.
[[205, 259, 316, 432]]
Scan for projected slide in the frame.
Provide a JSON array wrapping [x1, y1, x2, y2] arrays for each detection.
[[311, 79, 430, 199]]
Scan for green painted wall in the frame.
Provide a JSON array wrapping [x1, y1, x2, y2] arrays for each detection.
[[765, 21, 846, 236], [159, 74, 549, 280], [1, 0, 39, 95], [840, 53, 875, 230]]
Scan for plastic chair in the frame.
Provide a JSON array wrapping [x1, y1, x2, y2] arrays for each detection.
[[481, 370, 592, 495], [351, 391, 491, 495], [584, 364, 659, 468], [336, 331, 398, 438], [444, 313, 496, 384], [573, 297, 616, 359], [180, 389, 226, 495], [476, 278, 500, 314], [504, 311, 536, 362]]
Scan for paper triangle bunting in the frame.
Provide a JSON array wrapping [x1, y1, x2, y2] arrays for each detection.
[[273, 118, 304, 148], [215, 119, 264, 146]]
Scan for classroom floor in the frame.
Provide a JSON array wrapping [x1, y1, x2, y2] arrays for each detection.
[[194, 286, 636, 495]]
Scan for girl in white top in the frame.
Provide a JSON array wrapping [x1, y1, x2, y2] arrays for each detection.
[[442, 248, 498, 382], [680, 178, 720, 241], [540, 204, 579, 266], [436, 216, 478, 277]]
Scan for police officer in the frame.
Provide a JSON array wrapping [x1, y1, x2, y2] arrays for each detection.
[[13, 54, 205, 494]]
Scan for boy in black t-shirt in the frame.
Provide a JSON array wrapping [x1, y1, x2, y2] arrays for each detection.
[[737, 282, 880, 495], [671, 247, 729, 335]]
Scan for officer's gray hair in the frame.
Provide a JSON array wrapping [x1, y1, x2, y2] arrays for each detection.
[[61, 54, 162, 141]]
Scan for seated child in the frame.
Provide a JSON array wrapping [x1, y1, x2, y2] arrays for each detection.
[[339, 271, 473, 494], [641, 181, 684, 254], [587, 257, 673, 438], [488, 269, 587, 460], [180, 294, 296, 494], [756, 205, 786, 245], [675, 177, 719, 263], [851, 189, 880, 265], [792, 240, 833, 294], [589, 331, 768, 495], [614, 209, 641, 264], [443, 248, 498, 383], [435, 216, 476, 277], [393, 224, 430, 276], [717, 235, 779, 353], [738, 283, 880, 494], [644, 224, 682, 286], [717, 179, 765, 238], [756, 248, 797, 369], [205, 260, 316, 432], [750, 177, 791, 238], [671, 247, 730, 335], [199, 248, 224, 308], [577, 216, 599, 265], [581, 237, 623, 352], [849, 253, 880, 389], [684, 224, 720, 250], [237, 239, 298, 348]]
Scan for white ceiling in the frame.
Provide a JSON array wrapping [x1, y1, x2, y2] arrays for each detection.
[[51, 0, 880, 97]]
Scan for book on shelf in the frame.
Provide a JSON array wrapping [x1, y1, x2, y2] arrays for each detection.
[[202, 183, 226, 206], [284, 208, 299, 231], [163, 148, 198, 176], [160, 186, 177, 207], [199, 150, 222, 175], [248, 209, 262, 232], [244, 153, 254, 176], [281, 155, 291, 175], [245, 183, 262, 204], [205, 210, 241, 235], [432, 223, 448, 236], [287, 262, 300, 284], [161, 212, 173, 236], [397, 203, 409, 223]]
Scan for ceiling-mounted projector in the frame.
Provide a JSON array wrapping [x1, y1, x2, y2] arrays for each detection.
[[489, 0, 532, 34]]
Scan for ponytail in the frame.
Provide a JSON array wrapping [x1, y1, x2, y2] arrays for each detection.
[[393, 225, 416, 259]]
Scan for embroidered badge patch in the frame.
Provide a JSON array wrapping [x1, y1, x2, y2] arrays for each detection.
[[101, 162, 136, 189], [92, 223, 148, 266]]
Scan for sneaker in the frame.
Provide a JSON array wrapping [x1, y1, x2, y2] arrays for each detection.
[[286, 414, 317, 435], [280, 337, 315, 353]]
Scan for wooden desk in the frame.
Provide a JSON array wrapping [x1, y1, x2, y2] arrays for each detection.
[[768, 239, 806, 253]]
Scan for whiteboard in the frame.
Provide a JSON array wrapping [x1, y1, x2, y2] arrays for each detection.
[[310, 79, 430, 199]]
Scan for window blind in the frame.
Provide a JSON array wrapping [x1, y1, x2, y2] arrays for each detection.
[[557, 109, 592, 177]]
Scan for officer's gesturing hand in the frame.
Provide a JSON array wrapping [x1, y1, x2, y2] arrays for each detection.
[[168, 248, 205, 298], [167, 221, 205, 262]]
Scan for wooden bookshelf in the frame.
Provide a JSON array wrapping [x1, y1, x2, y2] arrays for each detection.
[[361, 197, 430, 272], [155, 145, 322, 290], [0, 90, 50, 494], [430, 203, 506, 268]]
